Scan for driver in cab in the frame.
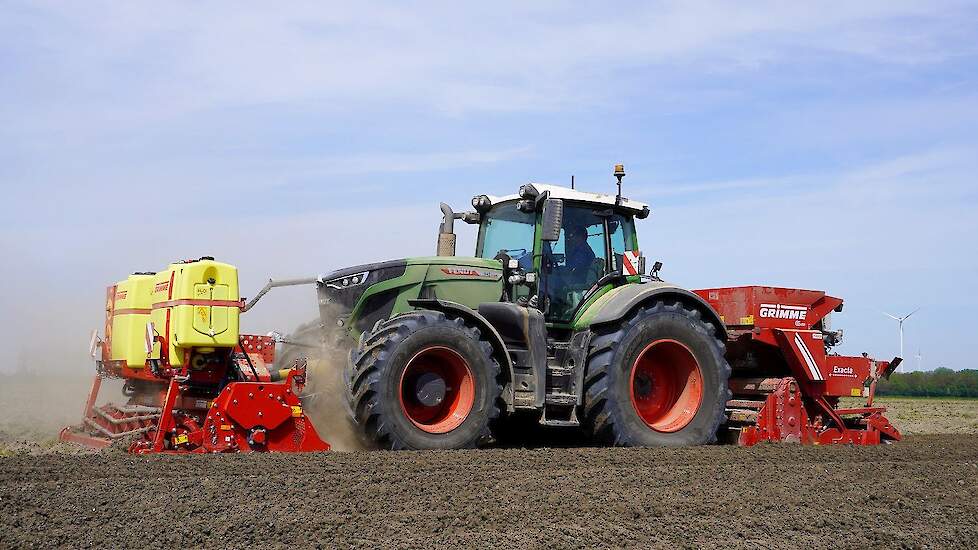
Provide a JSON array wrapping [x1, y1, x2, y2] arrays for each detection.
[[563, 223, 598, 285], [543, 220, 604, 318]]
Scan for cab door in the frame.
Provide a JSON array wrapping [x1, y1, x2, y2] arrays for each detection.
[[543, 206, 609, 323]]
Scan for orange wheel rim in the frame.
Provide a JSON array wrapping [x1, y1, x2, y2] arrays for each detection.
[[629, 339, 703, 433], [398, 346, 475, 434]]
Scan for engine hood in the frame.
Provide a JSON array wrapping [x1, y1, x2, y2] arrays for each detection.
[[317, 256, 504, 335], [318, 259, 408, 312]]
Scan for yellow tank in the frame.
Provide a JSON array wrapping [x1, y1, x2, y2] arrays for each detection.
[[149, 258, 241, 368], [108, 273, 156, 368]]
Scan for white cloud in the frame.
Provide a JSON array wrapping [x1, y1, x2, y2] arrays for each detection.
[[3, 1, 974, 138], [265, 146, 534, 180], [630, 176, 813, 198]]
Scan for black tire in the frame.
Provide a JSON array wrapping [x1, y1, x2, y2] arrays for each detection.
[[582, 301, 731, 446], [348, 310, 502, 450]]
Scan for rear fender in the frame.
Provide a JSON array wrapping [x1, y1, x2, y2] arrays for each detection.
[[408, 299, 516, 410], [576, 281, 728, 341]]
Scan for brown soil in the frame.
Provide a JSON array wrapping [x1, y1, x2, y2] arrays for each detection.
[[3, 373, 977, 548], [2, 435, 977, 549]]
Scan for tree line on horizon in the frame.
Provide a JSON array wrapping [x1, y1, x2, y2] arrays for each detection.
[[876, 368, 978, 398]]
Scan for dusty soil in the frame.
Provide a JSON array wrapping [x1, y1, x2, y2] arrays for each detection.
[[1, 435, 977, 549], [0, 374, 120, 457], [0, 374, 104, 443]]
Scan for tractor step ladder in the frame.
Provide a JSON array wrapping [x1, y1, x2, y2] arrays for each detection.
[[541, 393, 580, 426]]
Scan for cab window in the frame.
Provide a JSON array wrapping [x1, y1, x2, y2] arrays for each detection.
[[477, 203, 535, 265], [544, 206, 608, 322], [608, 215, 636, 271]]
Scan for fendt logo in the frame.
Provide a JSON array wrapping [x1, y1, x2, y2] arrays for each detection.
[[759, 303, 807, 320], [441, 267, 496, 278]]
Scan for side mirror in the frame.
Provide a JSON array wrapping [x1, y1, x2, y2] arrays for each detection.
[[541, 198, 563, 241]]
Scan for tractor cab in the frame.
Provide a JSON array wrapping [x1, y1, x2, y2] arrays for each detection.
[[467, 178, 650, 326]]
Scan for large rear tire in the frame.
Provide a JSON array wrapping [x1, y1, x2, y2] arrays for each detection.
[[348, 310, 502, 450], [582, 301, 730, 446]]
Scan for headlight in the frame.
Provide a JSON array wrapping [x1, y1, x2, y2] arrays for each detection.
[[518, 184, 539, 199], [324, 271, 370, 290], [471, 194, 492, 212]]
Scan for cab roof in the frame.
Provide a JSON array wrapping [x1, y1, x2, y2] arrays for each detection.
[[487, 184, 650, 216]]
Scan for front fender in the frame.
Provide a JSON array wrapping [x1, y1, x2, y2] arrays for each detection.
[[408, 299, 516, 410], [574, 281, 728, 340]]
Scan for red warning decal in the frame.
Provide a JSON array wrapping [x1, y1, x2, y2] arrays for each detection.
[[623, 251, 641, 275]]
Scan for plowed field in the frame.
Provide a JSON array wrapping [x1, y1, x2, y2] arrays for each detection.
[[2, 435, 977, 548]]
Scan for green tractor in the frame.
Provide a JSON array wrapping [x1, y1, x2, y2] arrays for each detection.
[[277, 166, 731, 449]]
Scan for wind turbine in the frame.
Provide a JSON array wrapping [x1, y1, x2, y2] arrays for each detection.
[[883, 308, 920, 371], [915, 349, 923, 372]]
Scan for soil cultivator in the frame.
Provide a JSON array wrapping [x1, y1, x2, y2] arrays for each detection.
[[62, 165, 900, 452], [60, 259, 329, 454], [695, 286, 901, 445]]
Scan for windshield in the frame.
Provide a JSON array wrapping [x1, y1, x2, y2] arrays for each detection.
[[477, 202, 535, 264]]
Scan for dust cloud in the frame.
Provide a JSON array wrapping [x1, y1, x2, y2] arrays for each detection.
[[0, 371, 122, 451], [276, 315, 366, 452], [303, 354, 365, 452]]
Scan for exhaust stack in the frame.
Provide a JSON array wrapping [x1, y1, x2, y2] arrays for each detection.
[[437, 202, 456, 256]]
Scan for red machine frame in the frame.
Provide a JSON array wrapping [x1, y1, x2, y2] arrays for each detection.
[[694, 286, 901, 446], [60, 284, 330, 454]]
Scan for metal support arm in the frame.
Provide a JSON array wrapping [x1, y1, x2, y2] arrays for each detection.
[[243, 276, 320, 313]]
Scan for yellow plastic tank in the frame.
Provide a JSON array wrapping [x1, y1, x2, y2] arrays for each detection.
[[149, 258, 240, 367], [108, 273, 156, 368]]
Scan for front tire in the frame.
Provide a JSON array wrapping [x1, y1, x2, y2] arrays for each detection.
[[348, 310, 502, 450], [583, 301, 730, 446]]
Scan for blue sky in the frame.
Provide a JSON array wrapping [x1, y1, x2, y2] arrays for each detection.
[[1, 1, 976, 373]]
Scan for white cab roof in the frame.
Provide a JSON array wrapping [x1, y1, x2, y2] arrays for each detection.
[[487, 184, 650, 214]]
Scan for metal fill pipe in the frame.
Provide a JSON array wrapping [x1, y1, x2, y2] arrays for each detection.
[[243, 276, 320, 313]]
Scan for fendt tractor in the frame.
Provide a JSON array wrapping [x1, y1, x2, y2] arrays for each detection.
[[62, 165, 901, 453]]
